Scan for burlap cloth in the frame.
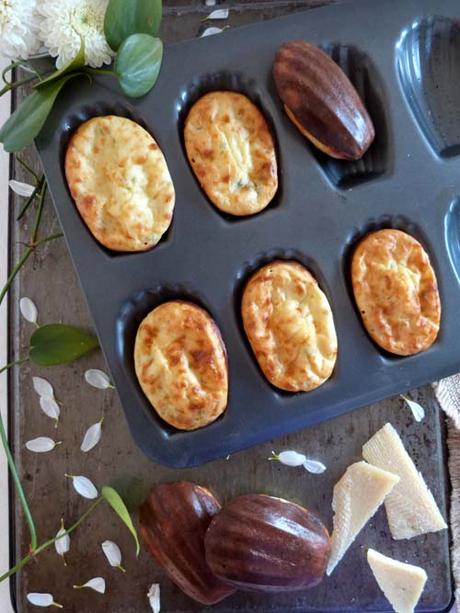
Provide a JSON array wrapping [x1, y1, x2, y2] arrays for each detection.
[[434, 376, 460, 604]]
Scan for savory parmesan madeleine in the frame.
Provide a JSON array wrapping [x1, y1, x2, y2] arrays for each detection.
[[351, 229, 440, 356], [184, 91, 278, 216], [241, 261, 337, 392], [134, 301, 228, 430], [65, 115, 175, 252]]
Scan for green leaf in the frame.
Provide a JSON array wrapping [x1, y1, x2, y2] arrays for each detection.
[[29, 324, 99, 366], [102, 486, 140, 556], [115, 34, 163, 98], [35, 40, 85, 89], [104, 0, 162, 51], [0, 74, 82, 153]]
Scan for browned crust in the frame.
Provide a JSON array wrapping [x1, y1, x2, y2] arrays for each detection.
[[65, 115, 175, 252], [351, 229, 441, 355], [241, 260, 338, 392], [273, 41, 375, 160], [134, 300, 228, 430], [184, 91, 278, 215]]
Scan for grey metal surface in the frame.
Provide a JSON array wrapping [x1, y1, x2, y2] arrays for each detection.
[[7, 1, 453, 611]]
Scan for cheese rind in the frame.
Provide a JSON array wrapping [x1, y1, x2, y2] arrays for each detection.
[[367, 548, 427, 613], [326, 461, 399, 575], [362, 423, 447, 539]]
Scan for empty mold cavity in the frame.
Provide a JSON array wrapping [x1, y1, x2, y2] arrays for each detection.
[[397, 16, 460, 158], [445, 197, 460, 283], [311, 43, 390, 188], [233, 248, 337, 397], [59, 101, 174, 256], [342, 215, 439, 361], [116, 284, 227, 436], [175, 71, 283, 222]]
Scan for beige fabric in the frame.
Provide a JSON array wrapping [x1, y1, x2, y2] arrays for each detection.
[[434, 376, 460, 604]]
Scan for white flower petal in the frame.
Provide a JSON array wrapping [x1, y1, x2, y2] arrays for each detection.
[[102, 540, 124, 570], [303, 459, 327, 474], [84, 369, 112, 389], [205, 0, 216, 5], [55, 521, 70, 557], [67, 475, 98, 499], [19, 297, 38, 324], [74, 577, 106, 594], [32, 376, 54, 400], [80, 419, 103, 452], [205, 9, 229, 19], [148, 583, 161, 613], [26, 593, 62, 608], [25, 437, 59, 453], [38, 0, 114, 69], [39, 396, 60, 422], [275, 450, 307, 467], [9, 179, 35, 197], [401, 395, 425, 422], [200, 26, 225, 37]]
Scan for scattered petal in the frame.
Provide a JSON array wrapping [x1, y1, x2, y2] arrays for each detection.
[[9, 179, 35, 197], [25, 437, 61, 453], [39, 396, 60, 424], [102, 540, 125, 572], [55, 519, 70, 561], [19, 297, 38, 324], [303, 459, 327, 474], [203, 8, 229, 20], [148, 583, 161, 613], [32, 376, 54, 400], [74, 577, 106, 594], [84, 369, 112, 389], [80, 418, 103, 452], [269, 450, 306, 467], [200, 26, 227, 37], [205, 0, 216, 5], [401, 395, 425, 422], [26, 593, 62, 608], [66, 474, 98, 499]]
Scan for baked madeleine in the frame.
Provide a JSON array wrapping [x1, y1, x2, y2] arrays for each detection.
[[184, 91, 278, 216], [65, 115, 175, 252], [351, 229, 441, 355], [241, 261, 337, 392], [134, 301, 228, 430]]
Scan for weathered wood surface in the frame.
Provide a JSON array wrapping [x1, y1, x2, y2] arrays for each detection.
[[7, 1, 451, 611]]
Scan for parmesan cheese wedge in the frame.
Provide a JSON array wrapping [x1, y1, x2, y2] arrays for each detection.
[[367, 548, 427, 613], [362, 423, 447, 539], [327, 461, 399, 575]]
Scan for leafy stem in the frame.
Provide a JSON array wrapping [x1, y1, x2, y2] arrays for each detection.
[[0, 408, 37, 554], [0, 498, 103, 583]]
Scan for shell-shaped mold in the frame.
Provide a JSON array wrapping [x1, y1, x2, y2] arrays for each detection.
[[313, 44, 390, 188], [397, 16, 460, 158]]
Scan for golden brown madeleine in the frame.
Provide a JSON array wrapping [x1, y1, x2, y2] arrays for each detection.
[[241, 261, 337, 392], [184, 91, 278, 216], [134, 301, 228, 430], [65, 116, 175, 252], [139, 482, 235, 605], [273, 41, 375, 160], [351, 229, 441, 355]]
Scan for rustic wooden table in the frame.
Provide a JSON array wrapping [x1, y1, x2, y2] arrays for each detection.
[[5, 1, 453, 612]]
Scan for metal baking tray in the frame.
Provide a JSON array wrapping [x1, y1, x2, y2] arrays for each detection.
[[36, 0, 460, 467]]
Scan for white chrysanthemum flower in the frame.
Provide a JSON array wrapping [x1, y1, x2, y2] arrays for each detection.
[[38, 0, 113, 69], [0, 0, 41, 59]]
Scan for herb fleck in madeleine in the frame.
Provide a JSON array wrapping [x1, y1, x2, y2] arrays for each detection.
[[65, 115, 175, 252], [351, 229, 441, 355], [242, 261, 337, 392], [134, 301, 228, 430], [184, 91, 278, 216]]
